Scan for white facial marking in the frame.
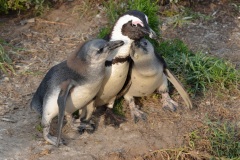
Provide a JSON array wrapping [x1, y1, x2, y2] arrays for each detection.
[[145, 15, 149, 24]]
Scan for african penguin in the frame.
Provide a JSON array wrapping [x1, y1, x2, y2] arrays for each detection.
[[94, 10, 157, 110], [30, 39, 124, 146], [122, 38, 193, 122]]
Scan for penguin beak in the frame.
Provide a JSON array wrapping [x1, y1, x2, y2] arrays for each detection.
[[149, 28, 157, 39], [139, 27, 157, 40], [106, 40, 124, 51]]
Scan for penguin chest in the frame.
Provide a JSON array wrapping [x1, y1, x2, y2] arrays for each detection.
[[127, 68, 164, 97], [65, 81, 101, 113], [95, 62, 129, 106]]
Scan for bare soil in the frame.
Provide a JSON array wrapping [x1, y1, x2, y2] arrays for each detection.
[[0, 1, 239, 159]]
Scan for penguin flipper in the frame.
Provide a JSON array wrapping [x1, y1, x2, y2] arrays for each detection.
[[165, 69, 193, 109], [56, 79, 77, 147]]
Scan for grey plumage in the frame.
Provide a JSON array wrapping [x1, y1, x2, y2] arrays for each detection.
[[122, 38, 193, 122], [30, 39, 124, 146]]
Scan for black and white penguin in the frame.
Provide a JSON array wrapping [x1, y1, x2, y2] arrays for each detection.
[[122, 38, 193, 122], [94, 10, 157, 110], [30, 39, 124, 146]]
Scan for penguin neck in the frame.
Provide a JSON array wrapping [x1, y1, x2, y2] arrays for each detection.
[[134, 56, 160, 76], [107, 39, 133, 62], [67, 51, 88, 75]]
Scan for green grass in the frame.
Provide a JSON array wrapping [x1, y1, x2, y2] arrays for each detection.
[[189, 120, 240, 159], [112, 98, 125, 117], [0, 43, 14, 74], [157, 39, 240, 95]]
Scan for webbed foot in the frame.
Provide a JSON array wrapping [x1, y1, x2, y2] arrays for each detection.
[[43, 128, 64, 146], [161, 93, 178, 112], [78, 120, 95, 134], [130, 105, 147, 123]]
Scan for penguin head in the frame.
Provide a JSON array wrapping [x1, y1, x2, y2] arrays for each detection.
[[111, 10, 157, 41], [77, 39, 124, 64], [130, 38, 154, 61]]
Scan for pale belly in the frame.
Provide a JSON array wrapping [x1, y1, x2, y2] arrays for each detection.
[[95, 62, 129, 106], [126, 69, 164, 97], [43, 82, 101, 119]]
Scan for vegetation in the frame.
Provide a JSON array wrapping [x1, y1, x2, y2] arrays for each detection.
[[0, 42, 14, 75], [140, 120, 240, 159], [188, 120, 240, 159], [0, 0, 47, 14], [158, 39, 239, 95]]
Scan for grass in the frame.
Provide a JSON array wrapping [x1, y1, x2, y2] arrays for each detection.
[[188, 120, 240, 159], [112, 98, 125, 116], [138, 119, 240, 160], [157, 39, 240, 95], [0, 43, 14, 75]]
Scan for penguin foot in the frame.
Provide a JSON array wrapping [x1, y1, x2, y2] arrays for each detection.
[[43, 133, 64, 146], [67, 118, 81, 131], [130, 105, 147, 123], [78, 120, 95, 134], [161, 97, 178, 112], [104, 108, 126, 126]]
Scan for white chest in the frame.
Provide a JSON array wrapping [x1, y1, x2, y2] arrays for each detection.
[[126, 66, 164, 97], [65, 81, 101, 113]]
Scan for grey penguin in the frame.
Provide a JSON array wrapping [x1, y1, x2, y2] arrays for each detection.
[[122, 38, 193, 122], [71, 10, 157, 125], [30, 39, 124, 146], [88, 10, 157, 114]]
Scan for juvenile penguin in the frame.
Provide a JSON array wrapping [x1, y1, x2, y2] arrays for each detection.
[[94, 10, 157, 110], [123, 38, 193, 121], [30, 39, 124, 146]]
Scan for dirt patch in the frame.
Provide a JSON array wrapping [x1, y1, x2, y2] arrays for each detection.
[[0, 1, 239, 159]]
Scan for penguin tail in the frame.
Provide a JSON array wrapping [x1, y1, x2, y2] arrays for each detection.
[[165, 68, 193, 109], [30, 94, 43, 115]]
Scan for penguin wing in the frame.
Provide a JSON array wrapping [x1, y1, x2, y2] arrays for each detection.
[[56, 79, 77, 146], [154, 52, 167, 70], [154, 52, 193, 109], [164, 68, 193, 109], [116, 58, 134, 99]]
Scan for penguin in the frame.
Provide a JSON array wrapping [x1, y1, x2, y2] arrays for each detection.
[[92, 10, 157, 111], [122, 38, 193, 122], [30, 39, 124, 146], [69, 10, 157, 126]]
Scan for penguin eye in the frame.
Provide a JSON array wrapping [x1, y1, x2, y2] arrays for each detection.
[[97, 48, 104, 54], [142, 41, 147, 46]]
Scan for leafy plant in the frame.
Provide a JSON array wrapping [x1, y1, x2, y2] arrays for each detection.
[[0, 0, 48, 15]]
